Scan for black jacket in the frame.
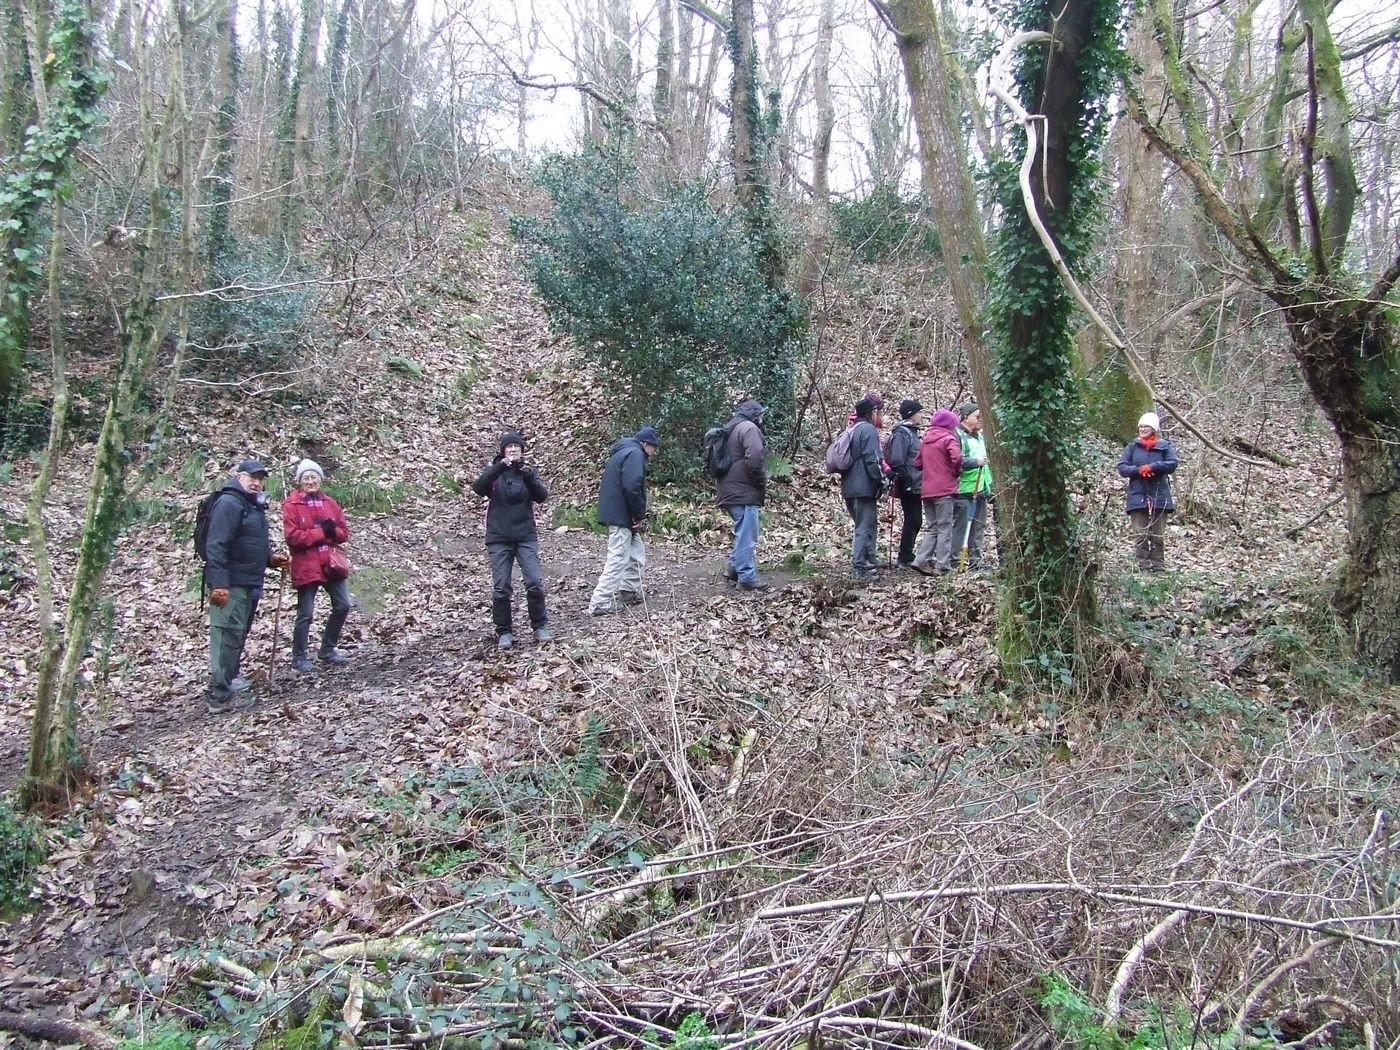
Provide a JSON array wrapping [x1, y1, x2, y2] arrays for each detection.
[[887, 420, 922, 498], [473, 457, 549, 544], [597, 438, 649, 527], [716, 400, 766, 508], [204, 480, 272, 589]]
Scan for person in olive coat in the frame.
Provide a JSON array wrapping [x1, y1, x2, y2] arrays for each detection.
[[839, 396, 887, 579], [473, 431, 551, 649], [1116, 411, 1179, 571], [716, 399, 769, 591]]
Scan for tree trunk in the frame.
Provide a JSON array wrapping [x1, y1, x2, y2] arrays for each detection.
[[987, 0, 1114, 679], [797, 0, 834, 301]]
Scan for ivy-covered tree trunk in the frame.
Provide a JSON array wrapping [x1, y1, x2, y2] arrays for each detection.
[[988, 0, 1118, 679], [727, 0, 797, 429]]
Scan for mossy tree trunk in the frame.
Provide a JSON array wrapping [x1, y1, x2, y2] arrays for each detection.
[[24, 3, 199, 806], [987, 0, 1119, 681], [1128, 0, 1400, 679]]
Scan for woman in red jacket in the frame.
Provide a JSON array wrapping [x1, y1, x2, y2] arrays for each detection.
[[282, 459, 352, 672]]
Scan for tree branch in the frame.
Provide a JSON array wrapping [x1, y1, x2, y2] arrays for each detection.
[[1359, 249, 1400, 321], [1339, 21, 1400, 60], [1300, 23, 1328, 277], [676, 0, 729, 31]]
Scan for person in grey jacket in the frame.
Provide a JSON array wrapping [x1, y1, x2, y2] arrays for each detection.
[[717, 399, 769, 591], [203, 458, 290, 713], [1116, 411, 1179, 571], [590, 426, 659, 615], [840, 396, 887, 579], [472, 431, 551, 649]]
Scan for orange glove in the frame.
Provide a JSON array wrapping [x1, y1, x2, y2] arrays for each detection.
[[209, 588, 230, 608], [269, 552, 291, 570], [1138, 464, 1155, 478]]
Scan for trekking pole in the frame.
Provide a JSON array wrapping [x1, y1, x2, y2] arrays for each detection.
[[269, 568, 287, 685], [885, 491, 897, 568]]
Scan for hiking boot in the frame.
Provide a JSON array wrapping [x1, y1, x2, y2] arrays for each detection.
[[497, 632, 515, 651], [910, 562, 934, 576], [591, 599, 625, 616], [533, 626, 553, 643], [291, 656, 316, 674], [739, 580, 770, 592], [229, 676, 252, 693], [207, 692, 255, 715], [319, 648, 350, 666], [723, 565, 738, 582], [617, 590, 645, 606]]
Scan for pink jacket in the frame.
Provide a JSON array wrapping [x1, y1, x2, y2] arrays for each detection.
[[914, 410, 964, 498]]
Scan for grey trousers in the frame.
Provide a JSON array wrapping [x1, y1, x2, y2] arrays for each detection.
[[845, 497, 879, 570], [488, 540, 547, 633], [915, 496, 956, 570], [1128, 509, 1167, 569], [208, 586, 259, 698], [293, 578, 352, 658]]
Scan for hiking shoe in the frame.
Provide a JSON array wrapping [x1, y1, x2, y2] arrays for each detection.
[[291, 656, 316, 673], [319, 649, 350, 666], [617, 590, 645, 606], [533, 626, 553, 643], [497, 632, 515, 651], [739, 580, 770, 592], [910, 562, 934, 576], [207, 692, 255, 715], [723, 565, 738, 582], [591, 599, 625, 616], [229, 676, 252, 693]]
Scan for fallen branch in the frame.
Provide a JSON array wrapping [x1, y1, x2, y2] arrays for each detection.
[[1228, 436, 1295, 467], [757, 881, 1400, 949], [0, 1012, 118, 1049]]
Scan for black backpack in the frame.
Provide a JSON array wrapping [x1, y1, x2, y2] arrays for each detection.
[[701, 424, 736, 479], [193, 490, 235, 561]]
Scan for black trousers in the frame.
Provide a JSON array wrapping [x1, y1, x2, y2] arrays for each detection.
[[488, 540, 547, 634]]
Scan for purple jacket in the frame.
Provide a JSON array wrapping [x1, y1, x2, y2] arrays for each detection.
[[914, 410, 964, 498]]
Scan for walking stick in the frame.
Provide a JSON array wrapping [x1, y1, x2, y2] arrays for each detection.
[[269, 568, 287, 685]]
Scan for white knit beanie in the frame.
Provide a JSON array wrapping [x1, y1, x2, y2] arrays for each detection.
[[1137, 412, 1160, 433], [294, 458, 324, 482]]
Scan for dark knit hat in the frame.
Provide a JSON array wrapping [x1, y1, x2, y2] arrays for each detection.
[[854, 397, 878, 418], [236, 458, 269, 476], [499, 431, 526, 457], [957, 402, 980, 420], [634, 426, 661, 447], [899, 399, 923, 420]]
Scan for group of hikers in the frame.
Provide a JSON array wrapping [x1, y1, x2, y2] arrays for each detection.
[[197, 396, 1178, 713]]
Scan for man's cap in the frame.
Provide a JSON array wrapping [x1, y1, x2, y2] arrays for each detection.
[[634, 426, 661, 447], [237, 458, 269, 476], [899, 399, 923, 420], [957, 402, 980, 420]]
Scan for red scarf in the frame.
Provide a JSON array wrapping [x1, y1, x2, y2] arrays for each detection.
[[1141, 434, 1158, 450]]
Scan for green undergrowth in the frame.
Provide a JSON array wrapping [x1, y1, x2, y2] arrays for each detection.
[[1040, 974, 1326, 1050], [0, 794, 45, 914]]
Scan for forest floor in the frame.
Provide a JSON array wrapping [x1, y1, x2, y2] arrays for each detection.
[[0, 203, 1395, 1048]]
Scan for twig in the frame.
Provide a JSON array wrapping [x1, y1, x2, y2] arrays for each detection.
[[1283, 494, 1345, 538]]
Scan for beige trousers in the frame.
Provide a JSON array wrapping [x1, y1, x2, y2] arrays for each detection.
[[590, 526, 646, 609]]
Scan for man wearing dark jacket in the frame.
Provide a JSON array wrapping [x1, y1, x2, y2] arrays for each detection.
[[887, 399, 925, 566], [204, 458, 290, 713], [840, 396, 886, 579], [590, 427, 659, 615], [717, 399, 769, 591], [472, 431, 551, 650]]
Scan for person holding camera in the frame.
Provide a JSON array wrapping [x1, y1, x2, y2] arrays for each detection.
[[283, 458, 353, 672], [473, 431, 552, 650]]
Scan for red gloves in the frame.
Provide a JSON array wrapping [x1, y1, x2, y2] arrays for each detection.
[[1138, 464, 1155, 478], [209, 588, 230, 608]]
